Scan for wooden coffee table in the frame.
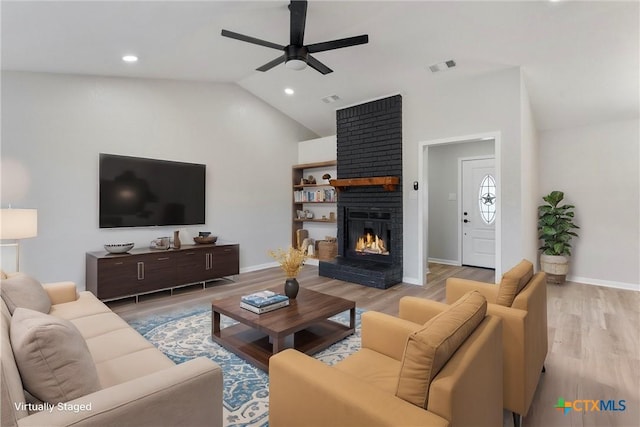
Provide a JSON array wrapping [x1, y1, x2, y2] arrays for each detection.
[[211, 287, 355, 372]]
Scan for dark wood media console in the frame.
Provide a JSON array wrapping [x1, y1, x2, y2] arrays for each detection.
[[86, 242, 239, 301]]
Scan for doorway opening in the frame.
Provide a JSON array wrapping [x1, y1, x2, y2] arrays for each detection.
[[417, 132, 502, 285]]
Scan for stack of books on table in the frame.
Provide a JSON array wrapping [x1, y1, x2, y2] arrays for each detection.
[[240, 290, 290, 314]]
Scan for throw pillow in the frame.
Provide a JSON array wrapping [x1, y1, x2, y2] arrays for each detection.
[[0, 274, 51, 315], [10, 308, 101, 403], [0, 270, 7, 279], [495, 259, 534, 307], [396, 290, 487, 409]]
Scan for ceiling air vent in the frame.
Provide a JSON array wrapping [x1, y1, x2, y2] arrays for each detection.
[[322, 94, 341, 104], [429, 60, 456, 73]]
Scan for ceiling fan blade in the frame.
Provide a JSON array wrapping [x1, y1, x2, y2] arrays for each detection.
[[221, 29, 284, 50], [306, 34, 369, 53], [289, 0, 307, 46], [256, 55, 286, 72], [307, 55, 333, 75]]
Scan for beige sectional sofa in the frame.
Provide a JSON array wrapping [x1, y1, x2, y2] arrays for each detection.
[[1, 273, 223, 427]]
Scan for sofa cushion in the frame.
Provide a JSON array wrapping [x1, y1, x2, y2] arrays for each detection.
[[334, 348, 401, 395], [1, 274, 51, 315], [395, 290, 487, 409], [10, 308, 101, 404], [0, 269, 7, 279], [496, 259, 534, 307]]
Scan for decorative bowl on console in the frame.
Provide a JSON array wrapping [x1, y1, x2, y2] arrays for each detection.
[[104, 243, 135, 254], [193, 236, 218, 244]]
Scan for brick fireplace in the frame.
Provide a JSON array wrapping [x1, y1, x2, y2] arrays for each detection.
[[319, 95, 402, 288]]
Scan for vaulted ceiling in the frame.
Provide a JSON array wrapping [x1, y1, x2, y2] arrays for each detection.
[[2, 1, 638, 136]]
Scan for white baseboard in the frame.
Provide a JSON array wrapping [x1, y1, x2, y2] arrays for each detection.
[[239, 262, 279, 274], [428, 258, 461, 266], [567, 275, 639, 292], [403, 276, 420, 285]]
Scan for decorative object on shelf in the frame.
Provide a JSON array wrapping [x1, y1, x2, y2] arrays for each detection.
[[538, 190, 579, 285], [194, 235, 218, 244], [300, 238, 314, 256], [296, 229, 309, 250], [329, 212, 336, 221], [305, 210, 314, 219], [199, 232, 211, 237], [104, 243, 134, 254], [297, 210, 305, 220], [317, 238, 338, 261], [150, 237, 170, 250], [173, 230, 181, 249], [268, 246, 307, 299], [307, 175, 316, 184], [322, 173, 331, 183]]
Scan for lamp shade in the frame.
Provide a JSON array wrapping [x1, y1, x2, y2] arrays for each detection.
[[0, 209, 38, 239]]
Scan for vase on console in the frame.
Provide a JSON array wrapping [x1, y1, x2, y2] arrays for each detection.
[[173, 230, 181, 249]]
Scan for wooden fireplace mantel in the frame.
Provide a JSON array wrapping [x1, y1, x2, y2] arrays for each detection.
[[329, 176, 400, 192]]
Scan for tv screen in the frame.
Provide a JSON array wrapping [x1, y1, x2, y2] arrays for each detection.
[[99, 154, 206, 228]]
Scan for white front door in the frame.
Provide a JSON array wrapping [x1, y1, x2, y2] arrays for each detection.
[[461, 158, 496, 268]]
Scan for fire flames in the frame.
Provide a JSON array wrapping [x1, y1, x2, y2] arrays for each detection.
[[355, 233, 389, 255]]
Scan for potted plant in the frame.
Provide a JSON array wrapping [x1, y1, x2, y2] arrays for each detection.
[[538, 190, 579, 284]]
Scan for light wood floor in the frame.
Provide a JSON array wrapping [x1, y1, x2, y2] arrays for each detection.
[[110, 264, 639, 427]]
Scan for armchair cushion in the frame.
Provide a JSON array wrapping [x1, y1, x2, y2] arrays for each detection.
[[496, 259, 534, 307], [0, 273, 51, 314], [10, 307, 101, 403], [396, 290, 487, 408]]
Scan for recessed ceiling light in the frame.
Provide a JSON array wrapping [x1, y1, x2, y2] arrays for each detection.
[[122, 55, 138, 63], [284, 88, 295, 95]]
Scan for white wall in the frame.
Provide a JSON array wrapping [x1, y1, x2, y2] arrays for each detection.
[[539, 118, 639, 289], [297, 135, 336, 164], [1, 71, 317, 287], [407, 68, 523, 282], [520, 75, 540, 265], [427, 140, 494, 263]]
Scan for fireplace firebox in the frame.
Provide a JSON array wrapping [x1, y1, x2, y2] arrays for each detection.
[[346, 209, 392, 263]]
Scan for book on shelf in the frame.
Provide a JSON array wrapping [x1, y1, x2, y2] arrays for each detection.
[[241, 290, 289, 308], [293, 188, 336, 203], [240, 299, 290, 314]]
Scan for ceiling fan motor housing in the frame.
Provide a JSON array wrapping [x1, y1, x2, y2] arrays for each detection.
[[285, 45, 309, 63]]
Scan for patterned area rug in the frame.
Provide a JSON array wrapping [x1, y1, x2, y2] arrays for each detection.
[[128, 306, 363, 427]]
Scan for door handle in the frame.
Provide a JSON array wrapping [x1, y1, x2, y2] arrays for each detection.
[[463, 219, 470, 223]]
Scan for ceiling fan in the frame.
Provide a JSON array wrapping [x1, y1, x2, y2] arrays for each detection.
[[221, 0, 368, 75]]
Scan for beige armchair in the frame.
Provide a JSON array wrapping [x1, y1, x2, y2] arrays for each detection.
[[446, 260, 548, 427], [269, 291, 503, 427]]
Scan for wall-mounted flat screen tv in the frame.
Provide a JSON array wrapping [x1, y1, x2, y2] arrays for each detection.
[[99, 154, 206, 228]]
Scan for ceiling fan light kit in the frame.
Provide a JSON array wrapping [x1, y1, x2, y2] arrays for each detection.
[[221, 0, 368, 75]]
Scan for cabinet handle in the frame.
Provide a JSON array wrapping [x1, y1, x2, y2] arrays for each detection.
[[114, 262, 124, 265], [185, 252, 195, 256], [223, 248, 232, 252], [157, 257, 170, 261], [137, 262, 144, 280], [206, 253, 213, 270]]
